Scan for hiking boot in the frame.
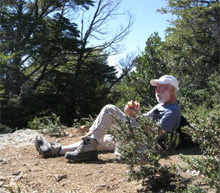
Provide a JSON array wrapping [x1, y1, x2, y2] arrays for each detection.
[[65, 136, 98, 162], [35, 135, 61, 158]]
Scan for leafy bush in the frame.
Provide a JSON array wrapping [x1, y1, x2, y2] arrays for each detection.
[[179, 108, 220, 192], [28, 113, 67, 136], [72, 115, 94, 128], [109, 115, 183, 192], [109, 104, 220, 192]]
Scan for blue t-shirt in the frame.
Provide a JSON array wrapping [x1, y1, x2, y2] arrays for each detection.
[[143, 103, 181, 133]]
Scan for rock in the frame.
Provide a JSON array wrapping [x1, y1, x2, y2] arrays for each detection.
[[0, 188, 7, 193], [94, 183, 107, 190], [12, 171, 21, 176], [0, 159, 9, 165], [55, 174, 67, 182], [0, 129, 40, 148], [0, 176, 6, 182], [187, 169, 200, 177], [96, 184, 107, 187], [16, 176, 23, 181], [0, 181, 4, 187]]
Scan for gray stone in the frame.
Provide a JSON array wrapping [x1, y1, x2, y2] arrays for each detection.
[[0, 129, 40, 148]]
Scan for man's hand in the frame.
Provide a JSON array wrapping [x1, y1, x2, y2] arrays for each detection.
[[124, 100, 140, 118]]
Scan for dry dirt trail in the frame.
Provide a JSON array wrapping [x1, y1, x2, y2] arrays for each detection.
[[0, 128, 214, 193]]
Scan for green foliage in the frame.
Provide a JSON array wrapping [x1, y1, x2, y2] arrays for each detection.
[[206, 72, 220, 107], [1, 1, 81, 96], [0, 54, 12, 100], [115, 32, 170, 109], [0, 95, 29, 130], [28, 113, 67, 136], [109, 115, 182, 192], [8, 184, 21, 193], [0, 1, 119, 129], [1, 0, 83, 129], [159, 0, 220, 106], [178, 106, 220, 192], [183, 107, 220, 157], [159, 131, 181, 150], [110, 96, 220, 192], [109, 103, 220, 191], [72, 115, 94, 128], [181, 183, 207, 193]]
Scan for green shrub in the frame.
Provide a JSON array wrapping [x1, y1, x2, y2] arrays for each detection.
[[179, 107, 220, 192], [28, 113, 67, 136], [109, 104, 220, 192], [72, 115, 94, 128], [109, 115, 182, 192]]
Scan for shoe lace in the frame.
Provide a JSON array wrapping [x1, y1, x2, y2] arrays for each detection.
[[75, 137, 88, 153]]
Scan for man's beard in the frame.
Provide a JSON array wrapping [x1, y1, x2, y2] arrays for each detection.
[[156, 90, 171, 104]]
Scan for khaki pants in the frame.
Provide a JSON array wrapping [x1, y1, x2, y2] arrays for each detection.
[[61, 104, 138, 155]]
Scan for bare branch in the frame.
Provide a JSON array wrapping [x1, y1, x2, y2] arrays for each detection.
[[78, 0, 135, 56]]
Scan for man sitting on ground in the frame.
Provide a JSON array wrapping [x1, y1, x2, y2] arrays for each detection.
[[35, 75, 181, 161]]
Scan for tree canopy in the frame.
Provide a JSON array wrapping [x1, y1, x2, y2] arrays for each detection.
[[1, 0, 219, 131], [0, 0, 133, 130], [116, 0, 220, 110], [160, 0, 220, 106]]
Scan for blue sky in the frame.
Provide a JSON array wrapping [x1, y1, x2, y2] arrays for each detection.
[[107, 0, 173, 67]]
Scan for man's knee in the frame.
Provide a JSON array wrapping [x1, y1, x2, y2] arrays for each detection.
[[101, 104, 126, 121], [102, 104, 117, 113]]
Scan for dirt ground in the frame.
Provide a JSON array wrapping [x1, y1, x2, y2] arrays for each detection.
[[0, 128, 215, 193]]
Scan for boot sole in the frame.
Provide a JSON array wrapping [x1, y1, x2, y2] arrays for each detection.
[[65, 151, 98, 162]]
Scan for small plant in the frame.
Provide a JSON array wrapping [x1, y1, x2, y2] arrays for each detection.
[[181, 183, 207, 193], [8, 184, 21, 193], [28, 113, 67, 136], [72, 115, 94, 128]]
